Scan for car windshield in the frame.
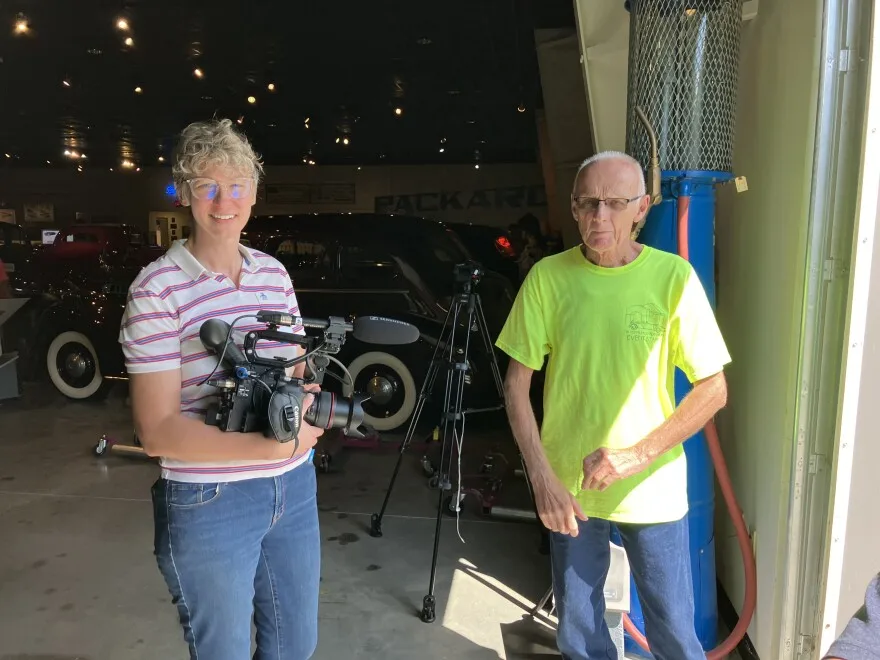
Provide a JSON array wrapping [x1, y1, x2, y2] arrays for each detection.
[[430, 227, 472, 263]]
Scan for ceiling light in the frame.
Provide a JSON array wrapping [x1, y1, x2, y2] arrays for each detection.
[[134, 86, 143, 94], [394, 107, 403, 116], [343, 137, 349, 145], [439, 148, 445, 153], [158, 156, 165, 162], [4, 153, 10, 159], [116, 19, 129, 30], [193, 68, 204, 79], [62, 80, 71, 87], [121, 159, 135, 169], [77, 166, 83, 172], [14, 18, 29, 35], [267, 83, 276, 91], [475, 164, 480, 169], [517, 103, 526, 113], [336, 138, 340, 144], [46, 160, 50, 164], [247, 96, 256, 104], [237, 116, 244, 125], [124, 37, 134, 47], [136, 167, 141, 172]]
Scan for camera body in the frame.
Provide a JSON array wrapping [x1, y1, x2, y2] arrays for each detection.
[[202, 311, 367, 448], [453, 260, 484, 291]]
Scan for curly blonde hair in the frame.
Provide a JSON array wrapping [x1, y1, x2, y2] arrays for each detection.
[[172, 118, 264, 204]]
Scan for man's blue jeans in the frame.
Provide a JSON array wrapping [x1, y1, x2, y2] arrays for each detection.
[[549, 514, 705, 660], [151, 464, 321, 660]]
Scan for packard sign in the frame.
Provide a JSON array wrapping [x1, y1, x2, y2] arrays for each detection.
[[374, 184, 547, 215]]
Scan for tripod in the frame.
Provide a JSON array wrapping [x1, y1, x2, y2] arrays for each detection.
[[369, 265, 505, 623]]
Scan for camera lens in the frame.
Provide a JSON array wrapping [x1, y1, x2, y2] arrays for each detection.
[[305, 391, 352, 430]]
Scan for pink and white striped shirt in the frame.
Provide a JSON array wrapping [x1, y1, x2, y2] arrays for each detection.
[[118, 239, 311, 483]]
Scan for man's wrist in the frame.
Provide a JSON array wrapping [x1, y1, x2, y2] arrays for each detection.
[[632, 438, 659, 465], [525, 456, 556, 487]]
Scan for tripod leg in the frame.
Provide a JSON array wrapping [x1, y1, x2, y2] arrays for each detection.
[[422, 366, 468, 623], [370, 344, 450, 537], [422, 298, 473, 622], [531, 585, 554, 616], [370, 299, 459, 538], [475, 294, 506, 400]]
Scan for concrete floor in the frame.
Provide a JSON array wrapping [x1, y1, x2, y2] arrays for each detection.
[[0, 385, 570, 659]]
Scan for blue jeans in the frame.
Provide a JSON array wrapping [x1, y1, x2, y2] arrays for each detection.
[[151, 464, 321, 660], [549, 515, 704, 660]]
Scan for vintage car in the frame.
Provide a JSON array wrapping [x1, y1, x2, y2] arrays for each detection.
[[9, 213, 514, 433], [0, 222, 34, 290]]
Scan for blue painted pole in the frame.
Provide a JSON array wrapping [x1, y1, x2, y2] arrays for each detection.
[[617, 170, 732, 657]]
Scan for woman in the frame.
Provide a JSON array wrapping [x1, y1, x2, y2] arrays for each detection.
[[119, 118, 325, 660]]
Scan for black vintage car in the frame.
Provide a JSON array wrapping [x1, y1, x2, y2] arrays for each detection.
[[8, 213, 514, 433], [0, 222, 34, 289]]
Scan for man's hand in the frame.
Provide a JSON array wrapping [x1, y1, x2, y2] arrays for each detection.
[[581, 447, 649, 492], [502, 359, 587, 535], [534, 473, 589, 536]]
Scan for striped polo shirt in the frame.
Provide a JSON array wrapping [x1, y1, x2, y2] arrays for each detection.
[[118, 239, 311, 483]]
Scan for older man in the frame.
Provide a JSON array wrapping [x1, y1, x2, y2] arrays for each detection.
[[496, 151, 730, 660]]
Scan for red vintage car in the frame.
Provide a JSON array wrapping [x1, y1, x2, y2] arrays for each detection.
[[37, 223, 165, 271]]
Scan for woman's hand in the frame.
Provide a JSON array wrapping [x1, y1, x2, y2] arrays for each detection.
[[270, 383, 325, 460]]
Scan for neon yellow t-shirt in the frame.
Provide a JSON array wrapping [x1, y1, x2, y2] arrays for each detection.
[[495, 245, 731, 524]]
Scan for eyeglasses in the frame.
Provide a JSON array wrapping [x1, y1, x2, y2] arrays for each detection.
[[572, 195, 643, 213], [185, 177, 255, 201]]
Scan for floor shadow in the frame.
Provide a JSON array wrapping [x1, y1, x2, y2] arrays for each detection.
[[316, 409, 560, 658], [500, 615, 561, 659]]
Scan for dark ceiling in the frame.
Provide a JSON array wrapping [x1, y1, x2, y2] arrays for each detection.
[[0, 1, 575, 170]]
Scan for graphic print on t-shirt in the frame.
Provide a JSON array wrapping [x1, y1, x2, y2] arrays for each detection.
[[625, 303, 668, 343]]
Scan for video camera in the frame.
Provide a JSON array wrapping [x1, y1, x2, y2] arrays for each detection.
[[453, 260, 485, 292], [199, 310, 420, 452]]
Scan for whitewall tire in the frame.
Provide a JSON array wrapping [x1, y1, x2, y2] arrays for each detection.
[[343, 351, 417, 432], [46, 330, 105, 399]]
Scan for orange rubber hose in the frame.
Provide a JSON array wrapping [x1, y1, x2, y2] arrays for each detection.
[[621, 195, 757, 659]]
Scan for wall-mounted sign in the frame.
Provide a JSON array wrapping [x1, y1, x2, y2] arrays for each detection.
[[23, 203, 54, 223], [0, 209, 15, 224], [374, 184, 547, 215], [41, 229, 60, 244], [265, 182, 356, 205]]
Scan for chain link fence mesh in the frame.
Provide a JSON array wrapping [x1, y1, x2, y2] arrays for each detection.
[[625, 0, 742, 173]]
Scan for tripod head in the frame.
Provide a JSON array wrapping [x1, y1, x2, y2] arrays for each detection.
[[453, 260, 484, 294]]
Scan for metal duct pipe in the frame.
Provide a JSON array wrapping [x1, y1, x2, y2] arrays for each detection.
[[625, 0, 742, 173]]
